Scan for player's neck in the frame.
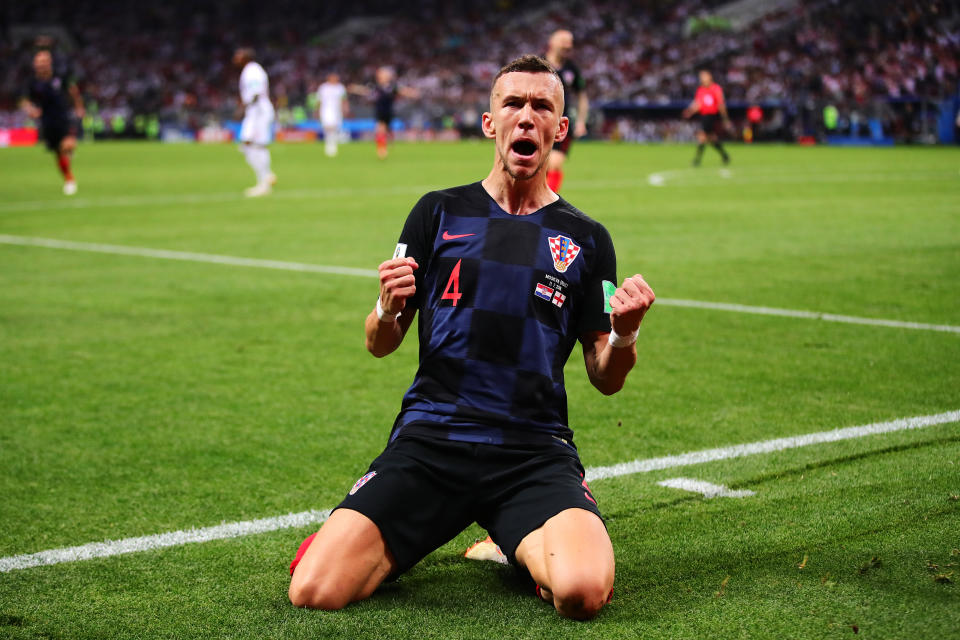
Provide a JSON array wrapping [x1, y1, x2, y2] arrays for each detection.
[[545, 52, 563, 69], [481, 168, 558, 216]]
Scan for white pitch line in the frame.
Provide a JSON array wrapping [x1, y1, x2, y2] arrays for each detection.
[[0, 235, 378, 278], [0, 184, 437, 214], [2, 234, 957, 334], [0, 510, 331, 574], [585, 409, 960, 482], [1, 409, 957, 573], [655, 298, 960, 334], [645, 167, 956, 188], [657, 477, 755, 498]]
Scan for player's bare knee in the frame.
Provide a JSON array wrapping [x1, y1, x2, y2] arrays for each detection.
[[553, 592, 604, 621], [288, 579, 351, 611], [551, 577, 611, 620]]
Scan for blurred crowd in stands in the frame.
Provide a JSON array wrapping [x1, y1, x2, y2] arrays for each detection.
[[1, 0, 958, 142]]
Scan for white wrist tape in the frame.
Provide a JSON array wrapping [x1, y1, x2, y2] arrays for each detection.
[[608, 327, 639, 348], [376, 298, 399, 322]]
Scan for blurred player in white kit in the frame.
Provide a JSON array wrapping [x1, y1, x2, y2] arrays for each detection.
[[317, 73, 349, 157], [234, 48, 277, 197]]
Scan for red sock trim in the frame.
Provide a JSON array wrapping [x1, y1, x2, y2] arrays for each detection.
[[57, 154, 74, 181], [375, 131, 387, 151], [546, 170, 563, 193], [289, 532, 317, 576]]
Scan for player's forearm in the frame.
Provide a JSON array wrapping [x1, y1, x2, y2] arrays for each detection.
[[69, 86, 83, 111], [578, 94, 589, 124], [365, 310, 405, 357], [20, 99, 39, 117], [368, 257, 418, 357], [589, 339, 637, 395]]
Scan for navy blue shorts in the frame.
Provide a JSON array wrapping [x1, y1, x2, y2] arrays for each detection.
[[335, 433, 603, 576], [41, 119, 74, 151]]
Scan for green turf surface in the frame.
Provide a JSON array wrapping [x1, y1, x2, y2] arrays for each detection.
[[1, 141, 958, 638]]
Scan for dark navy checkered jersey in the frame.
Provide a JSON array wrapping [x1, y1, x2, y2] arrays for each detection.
[[390, 182, 617, 446], [26, 71, 74, 126]]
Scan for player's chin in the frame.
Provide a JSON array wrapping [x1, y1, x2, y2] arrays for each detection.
[[505, 148, 543, 179], [505, 161, 542, 181]]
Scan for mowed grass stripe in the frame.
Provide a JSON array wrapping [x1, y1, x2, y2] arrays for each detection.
[[1, 233, 957, 334], [2, 409, 956, 574], [0, 164, 953, 212]]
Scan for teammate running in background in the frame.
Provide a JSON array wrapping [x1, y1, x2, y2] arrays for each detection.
[[20, 50, 84, 195], [682, 69, 731, 166], [349, 67, 419, 159], [317, 73, 349, 157], [544, 29, 588, 193], [288, 55, 655, 620], [234, 48, 277, 197]]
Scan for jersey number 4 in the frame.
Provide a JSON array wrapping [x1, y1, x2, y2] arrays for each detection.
[[441, 259, 463, 306]]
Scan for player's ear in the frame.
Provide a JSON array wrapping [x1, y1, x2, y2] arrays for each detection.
[[555, 115, 569, 143], [481, 112, 496, 139]]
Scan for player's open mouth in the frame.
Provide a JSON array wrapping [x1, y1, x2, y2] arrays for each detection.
[[511, 139, 538, 158]]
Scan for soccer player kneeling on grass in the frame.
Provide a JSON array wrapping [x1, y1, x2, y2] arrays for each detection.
[[288, 55, 655, 620]]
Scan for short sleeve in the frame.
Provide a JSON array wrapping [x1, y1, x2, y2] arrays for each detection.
[[395, 194, 438, 312], [577, 224, 617, 337]]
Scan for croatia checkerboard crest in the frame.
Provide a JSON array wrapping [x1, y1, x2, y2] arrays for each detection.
[[349, 471, 377, 495], [548, 235, 581, 273]]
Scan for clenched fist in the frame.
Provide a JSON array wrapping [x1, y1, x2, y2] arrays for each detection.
[[378, 257, 419, 316], [609, 274, 655, 336]]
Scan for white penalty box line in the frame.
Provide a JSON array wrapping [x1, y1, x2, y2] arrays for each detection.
[[1, 409, 958, 573], [1, 234, 958, 334]]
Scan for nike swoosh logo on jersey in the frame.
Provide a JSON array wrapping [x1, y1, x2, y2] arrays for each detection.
[[442, 231, 476, 240]]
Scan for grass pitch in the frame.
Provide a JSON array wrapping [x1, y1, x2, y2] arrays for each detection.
[[0, 140, 958, 639]]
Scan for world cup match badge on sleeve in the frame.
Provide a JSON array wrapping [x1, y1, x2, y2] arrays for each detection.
[[393, 243, 408, 259], [349, 471, 377, 495], [547, 235, 581, 273], [602, 280, 617, 313]]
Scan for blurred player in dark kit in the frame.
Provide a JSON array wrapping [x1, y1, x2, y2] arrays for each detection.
[[350, 67, 420, 159], [544, 29, 588, 193], [21, 50, 84, 195]]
